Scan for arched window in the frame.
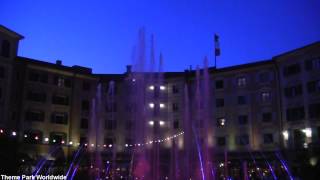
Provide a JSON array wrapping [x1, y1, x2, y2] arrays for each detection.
[[1, 40, 11, 58]]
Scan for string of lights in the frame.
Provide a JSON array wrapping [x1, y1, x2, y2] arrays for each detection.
[[0, 128, 184, 149]]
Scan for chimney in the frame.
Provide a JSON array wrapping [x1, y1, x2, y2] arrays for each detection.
[[56, 60, 62, 65], [126, 65, 132, 74]]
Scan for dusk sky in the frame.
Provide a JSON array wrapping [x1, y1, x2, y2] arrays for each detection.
[[1, 0, 319, 73]]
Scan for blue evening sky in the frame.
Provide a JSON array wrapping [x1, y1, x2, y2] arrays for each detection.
[[1, 0, 319, 73]]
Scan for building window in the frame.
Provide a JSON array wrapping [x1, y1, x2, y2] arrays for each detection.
[[173, 120, 179, 129], [27, 91, 46, 102], [126, 120, 134, 129], [217, 137, 226, 146], [80, 118, 88, 129], [309, 103, 320, 119], [50, 132, 67, 145], [284, 84, 303, 98], [238, 96, 247, 105], [216, 117, 226, 127], [25, 110, 45, 122], [236, 134, 249, 145], [283, 63, 301, 77], [258, 72, 270, 83], [81, 100, 90, 111], [51, 112, 68, 124], [262, 112, 272, 123], [215, 80, 224, 89], [305, 57, 320, 71], [54, 76, 71, 88], [52, 94, 69, 105], [1, 40, 10, 58], [106, 103, 117, 112], [28, 71, 48, 83], [263, 133, 274, 144], [105, 119, 117, 130], [216, 98, 224, 107], [307, 80, 320, 93], [172, 85, 179, 94], [237, 77, 247, 87], [286, 107, 305, 122], [82, 82, 91, 91], [0, 66, 5, 78], [172, 103, 179, 112], [261, 92, 271, 102], [238, 115, 248, 125]]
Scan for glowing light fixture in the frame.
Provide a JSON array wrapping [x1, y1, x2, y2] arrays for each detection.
[[108, 144, 113, 148], [69, 141, 73, 145], [61, 140, 65, 144], [149, 85, 155, 90], [220, 119, 225, 126], [24, 134, 28, 138], [34, 136, 39, 140], [12, 131, 17, 136], [160, 85, 166, 90], [302, 128, 312, 138], [148, 121, 154, 126], [0, 129, 4, 134], [159, 103, 165, 108], [53, 139, 56, 143], [91, 144, 94, 147], [159, 121, 165, 126], [45, 138, 49, 142], [149, 103, 155, 108], [282, 130, 289, 140]]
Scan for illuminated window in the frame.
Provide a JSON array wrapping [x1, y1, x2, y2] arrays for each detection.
[[237, 77, 247, 87], [261, 92, 271, 102]]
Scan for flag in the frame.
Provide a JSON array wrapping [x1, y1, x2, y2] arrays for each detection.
[[214, 34, 221, 56]]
